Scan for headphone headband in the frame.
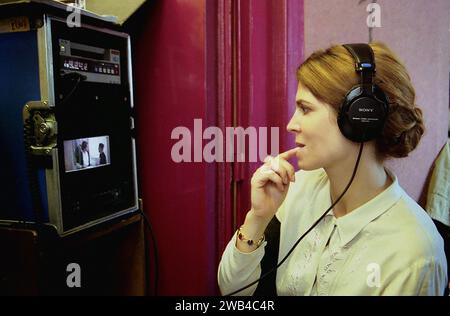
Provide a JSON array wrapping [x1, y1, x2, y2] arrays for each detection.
[[343, 43, 375, 87]]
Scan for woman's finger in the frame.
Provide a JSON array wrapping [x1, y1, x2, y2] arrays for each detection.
[[269, 157, 291, 185], [256, 165, 285, 191], [265, 169, 285, 191], [278, 158, 295, 182]]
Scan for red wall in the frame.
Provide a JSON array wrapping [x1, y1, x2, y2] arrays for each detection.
[[131, 0, 304, 295]]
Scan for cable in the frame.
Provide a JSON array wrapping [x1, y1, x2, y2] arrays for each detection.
[[225, 142, 365, 296], [139, 208, 159, 296], [59, 72, 86, 105]]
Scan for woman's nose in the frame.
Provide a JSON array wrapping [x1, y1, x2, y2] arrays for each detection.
[[286, 115, 301, 134]]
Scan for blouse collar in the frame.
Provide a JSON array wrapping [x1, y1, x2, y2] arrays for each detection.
[[325, 168, 404, 248]]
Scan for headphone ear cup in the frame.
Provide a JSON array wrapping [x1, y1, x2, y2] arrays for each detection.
[[338, 85, 389, 142], [338, 86, 360, 142], [372, 84, 389, 116]]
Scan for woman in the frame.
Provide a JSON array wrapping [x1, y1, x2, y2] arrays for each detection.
[[218, 42, 447, 296]]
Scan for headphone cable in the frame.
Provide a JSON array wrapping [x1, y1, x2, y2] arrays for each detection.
[[225, 142, 364, 296]]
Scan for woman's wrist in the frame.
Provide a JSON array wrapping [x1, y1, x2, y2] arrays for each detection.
[[235, 209, 272, 253], [245, 209, 273, 227]]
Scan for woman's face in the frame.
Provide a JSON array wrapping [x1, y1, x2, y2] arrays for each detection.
[[287, 81, 355, 170]]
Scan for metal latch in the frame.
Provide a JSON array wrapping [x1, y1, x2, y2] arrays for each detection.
[[23, 101, 57, 156]]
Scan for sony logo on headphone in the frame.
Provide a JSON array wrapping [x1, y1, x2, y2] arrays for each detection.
[[359, 108, 374, 112]]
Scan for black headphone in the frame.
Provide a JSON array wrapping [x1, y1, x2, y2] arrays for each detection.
[[338, 43, 389, 143]]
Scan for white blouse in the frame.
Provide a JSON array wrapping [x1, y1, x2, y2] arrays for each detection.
[[218, 168, 448, 296]]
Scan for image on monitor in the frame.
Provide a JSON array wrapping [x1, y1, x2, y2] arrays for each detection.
[[64, 136, 111, 173]]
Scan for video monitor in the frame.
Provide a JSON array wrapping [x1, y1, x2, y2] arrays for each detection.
[[64, 136, 111, 173]]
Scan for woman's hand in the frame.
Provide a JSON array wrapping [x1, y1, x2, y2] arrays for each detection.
[[250, 148, 299, 219]]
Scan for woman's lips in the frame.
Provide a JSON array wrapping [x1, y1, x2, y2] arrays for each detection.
[[296, 143, 305, 148]]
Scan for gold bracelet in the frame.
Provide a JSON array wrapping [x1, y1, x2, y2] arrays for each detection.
[[237, 226, 265, 248]]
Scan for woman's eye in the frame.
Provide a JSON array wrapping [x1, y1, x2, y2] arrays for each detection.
[[301, 106, 310, 114]]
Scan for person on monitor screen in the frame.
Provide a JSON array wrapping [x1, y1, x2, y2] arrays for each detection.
[[75, 140, 90, 168], [217, 42, 448, 296], [99, 143, 107, 165]]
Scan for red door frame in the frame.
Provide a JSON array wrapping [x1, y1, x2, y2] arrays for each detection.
[[228, 0, 305, 238]]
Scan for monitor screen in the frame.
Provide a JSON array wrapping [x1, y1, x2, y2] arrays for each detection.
[[64, 136, 111, 173]]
